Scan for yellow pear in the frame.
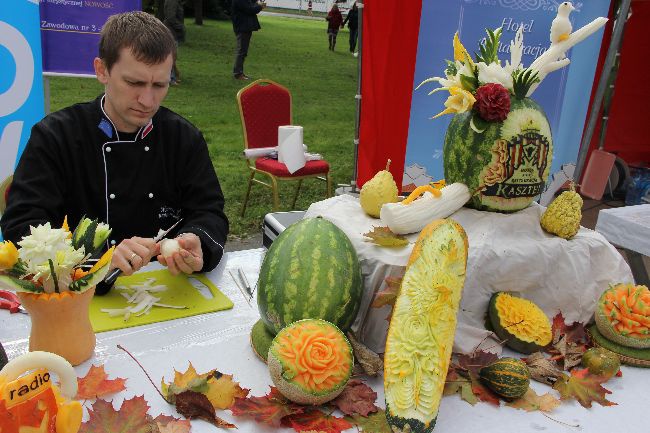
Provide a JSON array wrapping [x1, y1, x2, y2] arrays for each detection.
[[360, 160, 399, 218]]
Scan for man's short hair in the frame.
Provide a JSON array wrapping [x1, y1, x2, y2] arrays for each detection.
[[99, 11, 176, 71]]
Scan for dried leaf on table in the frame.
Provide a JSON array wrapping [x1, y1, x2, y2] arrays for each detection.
[[76, 364, 127, 400], [551, 312, 588, 345], [282, 409, 354, 433], [552, 369, 617, 408], [175, 390, 236, 428], [524, 352, 563, 385], [230, 386, 304, 427], [345, 410, 392, 433], [552, 334, 586, 370], [443, 366, 478, 406], [329, 379, 379, 416], [363, 227, 409, 247], [371, 276, 402, 308], [161, 362, 209, 403], [204, 371, 250, 409], [456, 350, 499, 377], [347, 332, 383, 377], [79, 396, 155, 433], [505, 388, 561, 412], [154, 415, 192, 433], [469, 373, 501, 406]]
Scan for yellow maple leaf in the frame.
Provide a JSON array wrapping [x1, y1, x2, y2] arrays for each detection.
[[506, 388, 561, 413], [205, 373, 249, 410]]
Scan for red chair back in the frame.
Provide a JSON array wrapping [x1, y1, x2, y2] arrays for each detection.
[[237, 80, 292, 149]]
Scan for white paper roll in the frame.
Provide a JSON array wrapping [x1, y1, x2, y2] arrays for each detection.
[[278, 125, 306, 173]]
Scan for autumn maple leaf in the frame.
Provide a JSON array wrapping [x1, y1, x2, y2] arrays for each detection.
[[363, 226, 409, 247], [230, 386, 304, 427], [548, 313, 589, 370], [79, 396, 154, 433], [329, 379, 379, 416], [345, 410, 392, 433], [205, 371, 249, 409], [456, 350, 499, 377], [551, 312, 588, 344], [552, 369, 617, 408], [505, 388, 561, 412], [371, 276, 402, 308], [443, 366, 478, 406], [154, 415, 191, 433], [282, 409, 353, 433], [76, 365, 127, 400], [175, 390, 236, 428]]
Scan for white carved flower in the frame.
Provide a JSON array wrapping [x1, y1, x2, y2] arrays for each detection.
[[477, 62, 513, 91]]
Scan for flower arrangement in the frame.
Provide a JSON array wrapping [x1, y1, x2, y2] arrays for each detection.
[[0, 217, 114, 294], [418, 4, 608, 133]]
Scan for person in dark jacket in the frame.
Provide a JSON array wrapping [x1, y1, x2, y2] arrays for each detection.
[[163, 0, 185, 84], [231, 0, 266, 80], [326, 4, 343, 51], [0, 12, 228, 279], [341, 2, 359, 53]]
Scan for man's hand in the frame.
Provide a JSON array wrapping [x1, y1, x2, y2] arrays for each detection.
[[110, 237, 159, 276], [157, 233, 203, 275]]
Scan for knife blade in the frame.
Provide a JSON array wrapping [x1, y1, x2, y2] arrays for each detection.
[[95, 218, 184, 296]]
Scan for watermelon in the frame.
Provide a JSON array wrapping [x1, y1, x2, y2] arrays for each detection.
[[257, 217, 363, 335], [443, 98, 553, 212]]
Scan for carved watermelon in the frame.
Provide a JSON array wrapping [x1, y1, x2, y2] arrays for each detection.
[[444, 98, 553, 212]]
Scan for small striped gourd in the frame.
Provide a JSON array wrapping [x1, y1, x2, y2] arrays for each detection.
[[479, 357, 530, 400], [256, 217, 363, 335], [384, 219, 468, 433]]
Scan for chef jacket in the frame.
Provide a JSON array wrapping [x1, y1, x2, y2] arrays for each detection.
[[1, 95, 228, 272]]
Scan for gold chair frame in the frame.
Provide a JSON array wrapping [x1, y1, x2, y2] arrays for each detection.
[[236, 79, 332, 216]]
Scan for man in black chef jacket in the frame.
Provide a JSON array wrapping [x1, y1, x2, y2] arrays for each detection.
[[0, 11, 228, 278]]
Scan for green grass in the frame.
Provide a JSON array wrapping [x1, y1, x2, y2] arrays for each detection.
[[48, 16, 357, 240]]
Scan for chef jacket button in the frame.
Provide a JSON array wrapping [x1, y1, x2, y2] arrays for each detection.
[[106, 146, 112, 152], [144, 146, 150, 151], [109, 193, 116, 199], [148, 193, 154, 198], [110, 239, 116, 245]]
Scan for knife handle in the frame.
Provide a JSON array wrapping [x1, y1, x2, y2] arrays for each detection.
[[95, 268, 122, 296]]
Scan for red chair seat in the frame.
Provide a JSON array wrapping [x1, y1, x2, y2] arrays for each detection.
[[255, 157, 330, 176]]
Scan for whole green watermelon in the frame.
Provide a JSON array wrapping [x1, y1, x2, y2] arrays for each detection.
[[257, 217, 363, 335], [443, 98, 553, 212]]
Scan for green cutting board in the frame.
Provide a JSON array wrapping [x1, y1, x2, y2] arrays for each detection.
[[89, 270, 233, 333]]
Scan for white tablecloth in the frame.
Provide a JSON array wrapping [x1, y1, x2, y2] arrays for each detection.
[[1, 249, 647, 433]]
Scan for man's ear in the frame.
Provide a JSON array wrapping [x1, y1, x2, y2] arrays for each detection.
[[94, 57, 109, 84]]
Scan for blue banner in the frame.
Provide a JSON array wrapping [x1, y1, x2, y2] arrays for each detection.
[[403, 0, 609, 202], [40, 0, 141, 75], [0, 0, 45, 196]]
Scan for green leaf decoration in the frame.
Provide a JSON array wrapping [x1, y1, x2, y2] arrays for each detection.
[[460, 74, 479, 93], [0, 275, 43, 293], [445, 59, 458, 77], [363, 227, 409, 248], [475, 27, 502, 65], [470, 113, 490, 134], [511, 67, 541, 99]]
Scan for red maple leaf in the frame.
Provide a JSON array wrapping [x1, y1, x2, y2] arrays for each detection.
[[469, 373, 501, 406], [230, 387, 304, 427], [76, 365, 127, 399], [552, 369, 617, 408], [80, 396, 154, 433], [282, 409, 353, 433], [456, 350, 499, 377], [329, 379, 379, 416], [551, 312, 588, 345]]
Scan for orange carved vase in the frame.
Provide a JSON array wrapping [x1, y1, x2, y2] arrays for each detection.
[[17, 288, 96, 366]]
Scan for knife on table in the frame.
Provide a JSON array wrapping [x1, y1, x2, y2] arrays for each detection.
[[94, 218, 184, 296]]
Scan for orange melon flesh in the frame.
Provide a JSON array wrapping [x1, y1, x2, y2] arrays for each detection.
[[596, 284, 650, 349]]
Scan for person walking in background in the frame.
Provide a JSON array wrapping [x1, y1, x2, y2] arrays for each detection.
[[231, 0, 266, 80], [307, 0, 313, 16], [326, 3, 343, 51], [163, 0, 185, 84], [341, 2, 358, 54]]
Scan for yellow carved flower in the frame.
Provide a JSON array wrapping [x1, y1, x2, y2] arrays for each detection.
[[433, 87, 476, 118], [0, 241, 19, 270]]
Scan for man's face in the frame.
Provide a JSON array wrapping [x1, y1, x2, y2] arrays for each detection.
[[94, 47, 173, 133]]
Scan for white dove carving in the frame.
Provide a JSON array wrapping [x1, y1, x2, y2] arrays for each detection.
[[550, 2, 576, 60]]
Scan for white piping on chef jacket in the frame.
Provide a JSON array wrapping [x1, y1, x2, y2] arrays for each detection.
[[99, 95, 146, 238]]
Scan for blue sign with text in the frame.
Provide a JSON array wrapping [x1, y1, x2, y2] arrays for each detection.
[[403, 0, 609, 198]]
